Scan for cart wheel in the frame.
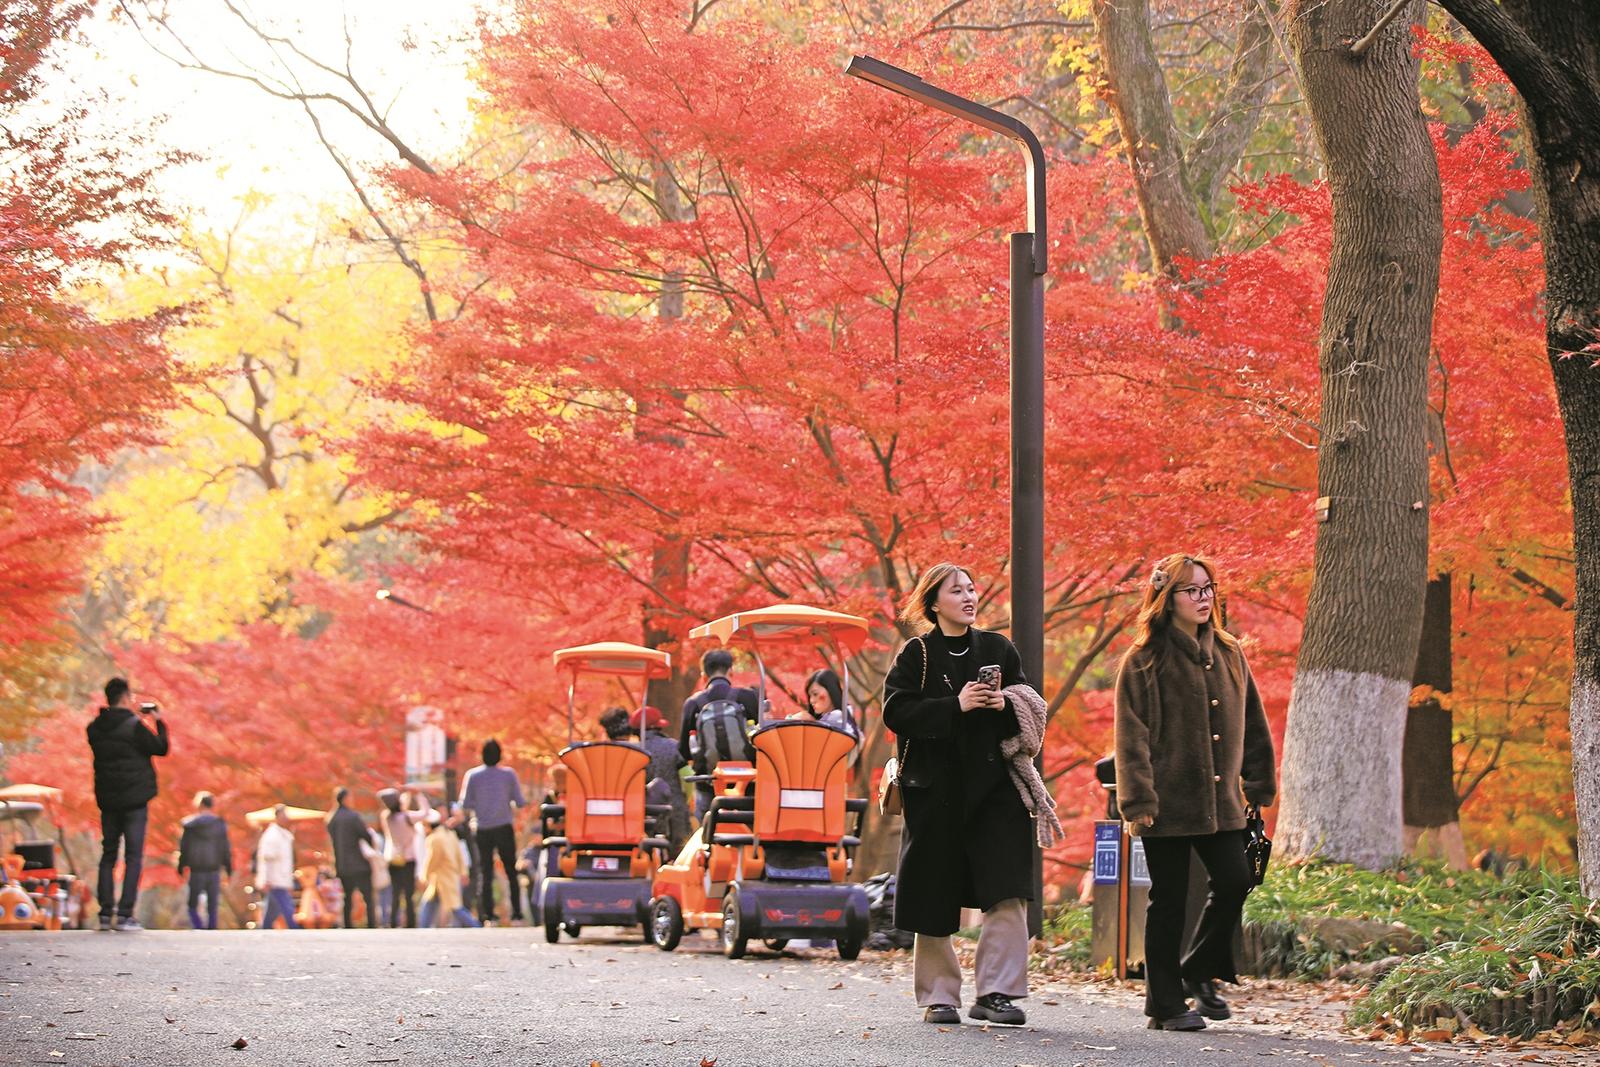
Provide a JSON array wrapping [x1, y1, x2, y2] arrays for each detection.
[[544, 913, 561, 943], [762, 938, 789, 953], [837, 930, 863, 961], [650, 896, 683, 951], [720, 889, 748, 959]]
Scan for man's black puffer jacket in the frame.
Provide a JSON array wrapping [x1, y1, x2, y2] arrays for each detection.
[[87, 706, 169, 810]]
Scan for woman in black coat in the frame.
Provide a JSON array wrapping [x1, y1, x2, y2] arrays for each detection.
[[882, 562, 1034, 1026]]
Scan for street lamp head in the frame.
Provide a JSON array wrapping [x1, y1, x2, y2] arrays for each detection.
[[375, 589, 392, 601], [844, 53, 1048, 274]]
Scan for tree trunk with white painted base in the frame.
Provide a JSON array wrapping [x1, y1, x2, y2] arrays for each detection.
[[1274, 0, 1443, 869]]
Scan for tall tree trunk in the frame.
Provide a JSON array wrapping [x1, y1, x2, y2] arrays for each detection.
[[1091, 0, 1215, 275], [1275, 0, 1443, 869], [643, 162, 697, 721], [1438, 0, 1600, 896], [1403, 575, 1467, 866]]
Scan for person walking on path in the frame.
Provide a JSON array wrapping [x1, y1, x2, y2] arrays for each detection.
[[87, 677, 170, 932], [254, 805, 300, 930], [177, 791, 231, 930], [458, 739, 526, 925], [327, 787, 376, 929], [378, 788, 429, 928], [1114, 553, 1277, 1032], [882, 562, 1040, 1027], [635, 707, 689, 856], [678, 649, 760, 820], [419, 810, 482, 928]]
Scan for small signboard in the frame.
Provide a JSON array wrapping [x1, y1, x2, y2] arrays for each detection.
[[1129, 836, 1151, 887], [1093, 822, 1120, 885]]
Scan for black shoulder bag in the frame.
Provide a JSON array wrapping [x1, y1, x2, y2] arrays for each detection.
[[1244, 803, 1272, 887]]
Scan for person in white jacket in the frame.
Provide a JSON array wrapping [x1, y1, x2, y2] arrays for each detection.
[[255, 805, 300, 930]]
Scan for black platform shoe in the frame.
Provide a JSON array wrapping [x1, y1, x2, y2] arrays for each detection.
[[1183, 978, 1232, 1020]]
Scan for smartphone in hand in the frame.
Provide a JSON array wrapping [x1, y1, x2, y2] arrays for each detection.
[[978, 665, 1002, 690]]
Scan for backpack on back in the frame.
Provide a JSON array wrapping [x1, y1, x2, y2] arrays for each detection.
[[695, 698, 753, 770]]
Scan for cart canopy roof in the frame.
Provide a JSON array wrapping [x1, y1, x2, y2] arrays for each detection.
[[244, 805, 327, 827], [552, 642, 673, 680], [0, 784, 61, 805], [689, 603, 870, 653]]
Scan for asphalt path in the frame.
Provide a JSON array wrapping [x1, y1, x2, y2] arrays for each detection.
[[2, 927, 1513, 1066]]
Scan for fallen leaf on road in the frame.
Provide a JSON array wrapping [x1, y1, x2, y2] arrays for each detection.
[[164, 1017, 175, 1024], [828, 981, 844, 990], [701, 1059, 717, 1067], [1417, 1029, 1452, 1042], [230, 1037, 248, 1049]]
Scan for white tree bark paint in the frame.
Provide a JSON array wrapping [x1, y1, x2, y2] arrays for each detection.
[[1574, 678, 1600, 898], [1277, 668, 1409, 870]]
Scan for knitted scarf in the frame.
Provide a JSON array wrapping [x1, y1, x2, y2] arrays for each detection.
[[999, 683, 1066, 848]]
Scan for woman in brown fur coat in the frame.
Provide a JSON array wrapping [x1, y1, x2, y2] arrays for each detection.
[[1114, 553, 1276, 1032]]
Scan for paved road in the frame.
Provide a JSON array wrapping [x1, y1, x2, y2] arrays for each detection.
[[2, 928, 1503, 1066]]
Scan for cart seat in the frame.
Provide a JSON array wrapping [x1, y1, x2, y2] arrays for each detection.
[[751, 720, 854, 844], [557, 741, 650, 847]]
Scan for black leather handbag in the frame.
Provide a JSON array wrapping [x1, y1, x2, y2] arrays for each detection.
[[1244, 803, 1272, 887]]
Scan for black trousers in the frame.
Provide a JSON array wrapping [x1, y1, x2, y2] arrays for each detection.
[[475, 824, 523, 920], [97, 805, 148, 921], [387, 861, 417, 928], [339, 869, 375, 929], [187, 868, 221, 930], [1140, 829, 1251, 1019]]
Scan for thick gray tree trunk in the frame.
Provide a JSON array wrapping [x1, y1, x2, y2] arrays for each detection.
[[1275, 0, 1443, 869], [1439, 0, 1600, 897]]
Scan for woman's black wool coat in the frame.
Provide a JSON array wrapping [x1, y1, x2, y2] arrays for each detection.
[[882, 627, 1035, 936]]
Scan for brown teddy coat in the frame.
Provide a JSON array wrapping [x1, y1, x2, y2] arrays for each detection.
[[1113, 623, 1276, 837]]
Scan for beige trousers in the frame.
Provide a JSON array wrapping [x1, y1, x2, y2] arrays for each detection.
[[912, 897, 1029, 1006]]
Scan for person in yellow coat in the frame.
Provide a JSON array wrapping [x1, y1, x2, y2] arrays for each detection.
[[418, 810, 481, 929]]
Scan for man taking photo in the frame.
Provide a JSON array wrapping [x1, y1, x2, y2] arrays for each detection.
[[87, 677, 170, 931]]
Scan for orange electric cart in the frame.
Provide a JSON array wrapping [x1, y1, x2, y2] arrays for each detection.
[[536, 642, 675, 943], [648, 604, 872, 959], [0, 785, 78, 931]]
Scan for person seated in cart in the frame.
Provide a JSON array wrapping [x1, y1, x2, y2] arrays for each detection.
[[790, 668, 862, 744], [634, 706, 689, 856], [678, 649, 760, 820]]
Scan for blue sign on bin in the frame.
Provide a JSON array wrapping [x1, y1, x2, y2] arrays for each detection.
[[1093, 822, 1120, 884], [1130, 837, 1151, 887]]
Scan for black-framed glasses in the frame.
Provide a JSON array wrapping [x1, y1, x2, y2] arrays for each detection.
[[1177, 583, 1217, 603]]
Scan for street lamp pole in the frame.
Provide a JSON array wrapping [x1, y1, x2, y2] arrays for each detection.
[[846, 55, 1048, 933]]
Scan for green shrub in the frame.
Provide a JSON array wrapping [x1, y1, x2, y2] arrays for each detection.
[[1349, 871, 1600, 1035]]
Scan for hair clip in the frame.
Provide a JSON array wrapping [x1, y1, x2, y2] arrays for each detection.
[[1151, 566, 1170, 591]]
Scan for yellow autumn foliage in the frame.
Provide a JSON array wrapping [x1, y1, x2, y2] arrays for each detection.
[[93, 215, 428, 644]]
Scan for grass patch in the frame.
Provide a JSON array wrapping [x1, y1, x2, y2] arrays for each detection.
[[1244, 859, 1529, 943], [1348, 871, 1600, 1035]]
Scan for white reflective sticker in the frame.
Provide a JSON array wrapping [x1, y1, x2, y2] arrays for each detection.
[[585, 799, 624, 816], [779, 788, 825, 809]]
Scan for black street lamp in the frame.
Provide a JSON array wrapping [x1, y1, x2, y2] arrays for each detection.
[[846, 54, 1048, 931]]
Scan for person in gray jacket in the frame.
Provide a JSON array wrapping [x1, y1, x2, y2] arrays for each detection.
[[459, 740, 526, 925], [177, 792, 231, 930]]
